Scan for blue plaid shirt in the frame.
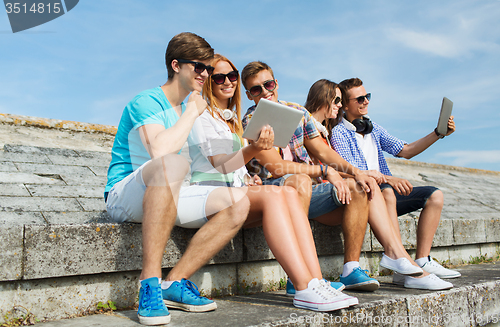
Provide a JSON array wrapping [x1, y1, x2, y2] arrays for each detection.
[[330, 118, 407, 176]]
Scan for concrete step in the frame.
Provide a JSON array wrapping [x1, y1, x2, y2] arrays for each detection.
[[33, 262, 500, 327]]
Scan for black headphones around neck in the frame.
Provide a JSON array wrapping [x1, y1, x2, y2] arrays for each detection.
[[347, 115, 373, 135]]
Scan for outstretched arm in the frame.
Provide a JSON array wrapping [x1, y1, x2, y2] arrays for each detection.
[[397, 116, 455, 159]]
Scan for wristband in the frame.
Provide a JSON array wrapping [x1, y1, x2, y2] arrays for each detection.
[[320, 164, 324, 179], [434, 128, 445, 139], [323, 165, 328, 180]]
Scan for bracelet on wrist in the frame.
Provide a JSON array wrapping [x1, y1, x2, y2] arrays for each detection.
[[323, 165, 328, 180], [434, 128, 445, 139], [319, 164, 324, 179]]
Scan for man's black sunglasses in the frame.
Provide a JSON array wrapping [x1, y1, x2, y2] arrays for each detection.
[[212, 71, 239, 85], [349, 93, 371, 104], [247, 79, 277, 97], [177, 59, 214, 75]]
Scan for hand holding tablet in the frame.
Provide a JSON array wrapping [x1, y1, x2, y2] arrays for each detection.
[[436, 97, 453, 137], [242, 99, 303, 148]]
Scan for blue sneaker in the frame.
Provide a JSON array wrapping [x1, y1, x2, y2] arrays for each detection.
[[138, 277, 170, 325], [286, 278, 345, 296], [162, 279, 217, 312], [340, 267, 380, 291]]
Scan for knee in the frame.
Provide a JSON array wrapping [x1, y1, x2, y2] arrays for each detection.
[[226, 194, 250, 228], [346, 178, 367, 202], [284, 174, 312, 198], [382, 188, 396, 206], [426, 189, 444, 208]]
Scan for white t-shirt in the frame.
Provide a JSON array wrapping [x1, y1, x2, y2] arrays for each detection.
[[189, 109, 247, 187], [341, 118, 380, 171]]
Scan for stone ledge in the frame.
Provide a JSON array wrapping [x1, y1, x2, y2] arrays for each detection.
[[2, 214, 500, 282], [0, 113, 117, 135]]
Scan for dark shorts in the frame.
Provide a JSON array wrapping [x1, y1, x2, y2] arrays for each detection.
[[379, 184, 438, 216], [263, 175, 343, 220]]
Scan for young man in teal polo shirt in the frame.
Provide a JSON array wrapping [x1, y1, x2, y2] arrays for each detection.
[[105, 33, 250, 325]]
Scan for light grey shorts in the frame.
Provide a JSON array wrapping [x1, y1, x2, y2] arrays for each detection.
[[106, 161, 220, 228]]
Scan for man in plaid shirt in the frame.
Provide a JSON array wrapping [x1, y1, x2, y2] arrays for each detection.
[[332, 77, 460, 282], [241, 61, 382, 292]]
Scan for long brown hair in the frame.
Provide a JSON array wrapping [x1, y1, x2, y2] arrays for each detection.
[[202, 54, 243, 138], [304, 79, 343, 132]]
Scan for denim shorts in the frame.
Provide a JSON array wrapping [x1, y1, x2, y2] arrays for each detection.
[[379, 184, 438, 216], [106, 160, 220, 228], [263, 175, 343, 220]]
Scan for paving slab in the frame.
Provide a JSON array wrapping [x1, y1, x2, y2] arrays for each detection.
[[0, 172, 66, 185], [0, 183, 31, 196], [47, 155, 110, 167], [0, 161, 18, 172], [0, 151, 52, 164], [0, 211, 46, 225], [4, 144, 79, 157], [59, 174, 107, 186], [0, 197, 83, 212], [15, 163, 96, 177], [25, 185, 104, 198]]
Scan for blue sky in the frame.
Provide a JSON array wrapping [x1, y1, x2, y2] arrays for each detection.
[[1, 1, 499, 171]]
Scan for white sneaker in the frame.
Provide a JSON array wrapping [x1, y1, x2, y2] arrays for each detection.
[[392, 272, 405, 286], [319, 279, 358, 307], [420, 256, 461, 279], [380, 254, 423, 276], [402, 273, 453, 290], [293, 278, 351, 312]]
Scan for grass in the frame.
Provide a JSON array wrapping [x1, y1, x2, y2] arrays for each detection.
[[1, 306, 38, 327]]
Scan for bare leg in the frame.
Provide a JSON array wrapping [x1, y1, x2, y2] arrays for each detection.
[[243, 185, 317, 291], [283, 174, 313, 214], [166, 187, 250, 281], [140, 155, 189, 280], [381, 188, 403, 242], [282, 186, 322, 279], [314, 178, 369, 263], [382, 188, 443, 260], [372, 187, 413, 261], [415, 190, 443, 259], [373, 187, 428, 275]]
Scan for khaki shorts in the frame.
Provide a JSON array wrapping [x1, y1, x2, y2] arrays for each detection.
[[106, 160, 220, 228]]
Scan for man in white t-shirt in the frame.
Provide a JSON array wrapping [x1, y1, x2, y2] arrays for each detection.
[[331, 77, 460, 284]]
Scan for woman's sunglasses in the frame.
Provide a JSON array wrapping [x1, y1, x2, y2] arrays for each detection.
[[247, 79, 277, 97], [349, 93, 371, 104], [212, 71, 239, 85], [333, 97, 342, 105], [176, 59, 214, 75]]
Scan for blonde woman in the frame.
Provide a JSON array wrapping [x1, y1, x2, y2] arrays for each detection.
[[186, 54, 358, 311]]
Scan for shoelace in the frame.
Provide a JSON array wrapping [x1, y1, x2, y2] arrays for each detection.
[[319, 280, 343, 298], [141, 284, 164, 310], [313, 286, 331, 300], [180, 279, 202, 301], [353, 267, 371, 277]]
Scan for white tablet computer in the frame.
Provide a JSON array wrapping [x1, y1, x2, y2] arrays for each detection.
[[242, 99, 303, 148], [437, 97, 453, 135]]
